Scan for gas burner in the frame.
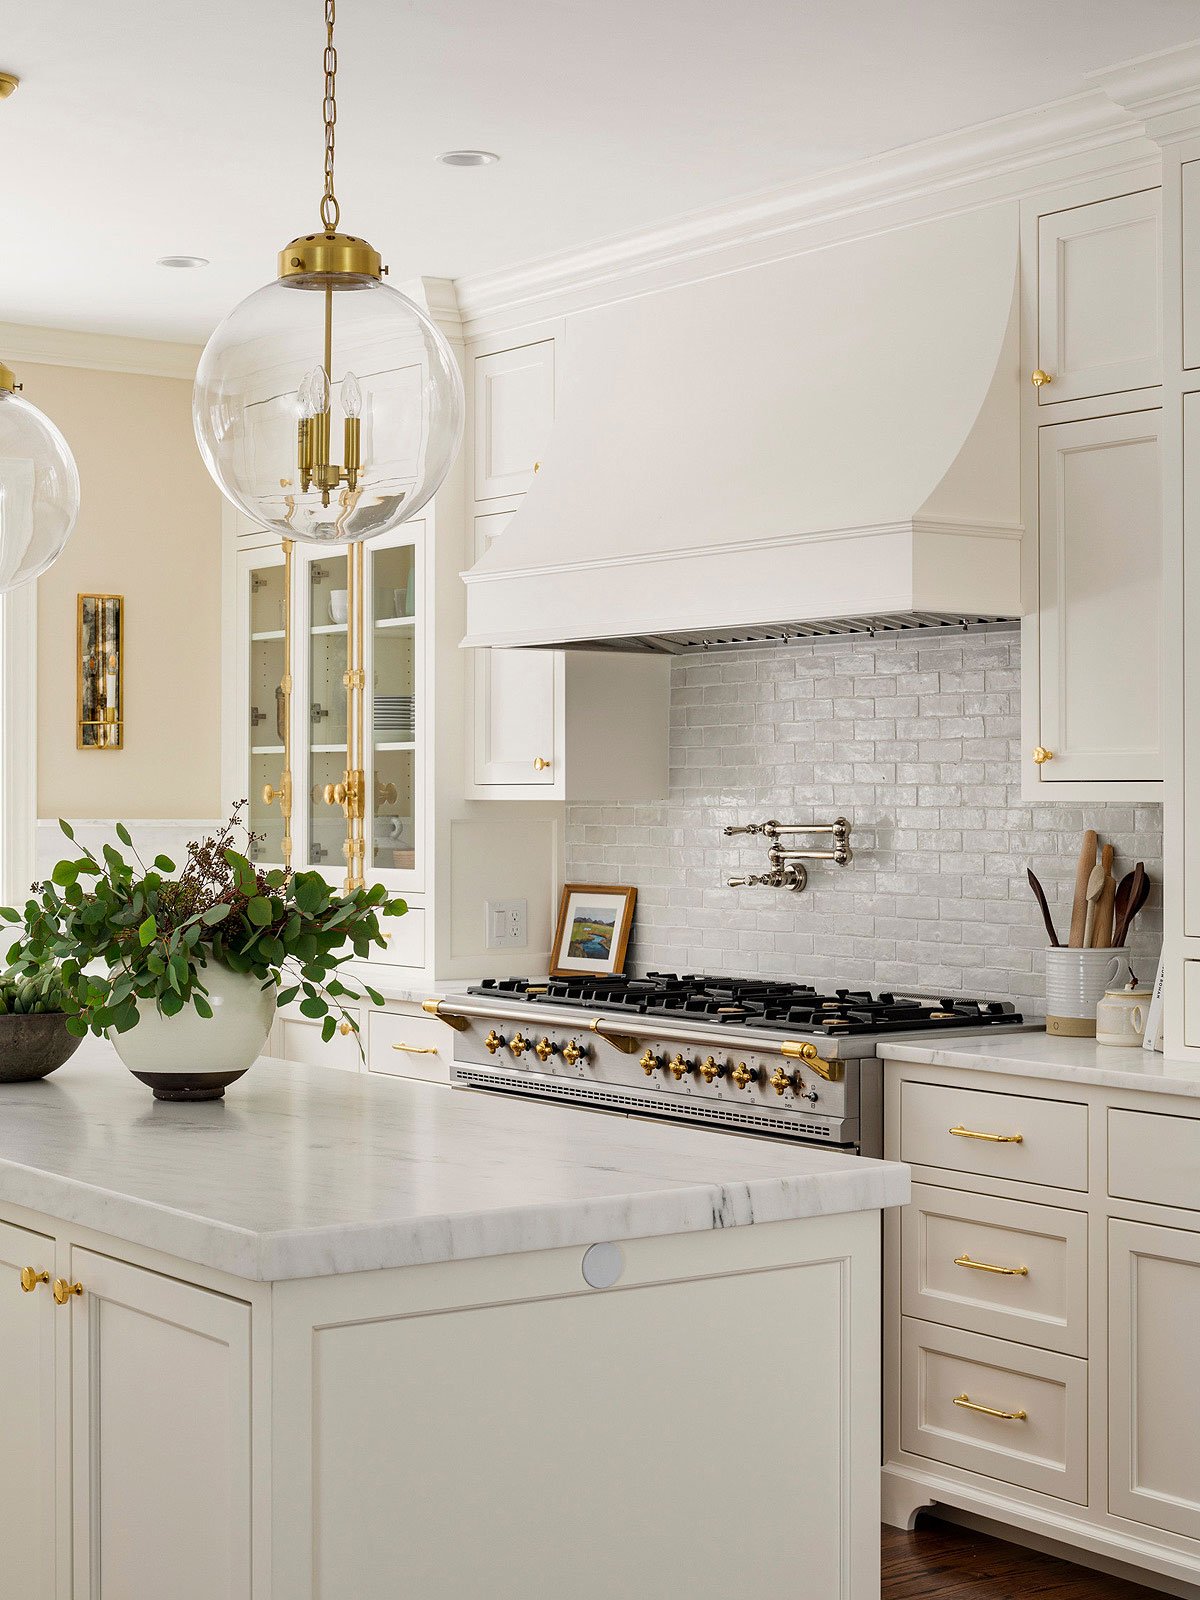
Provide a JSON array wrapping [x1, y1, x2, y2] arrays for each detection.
[[467, 974, 1023, 1036]]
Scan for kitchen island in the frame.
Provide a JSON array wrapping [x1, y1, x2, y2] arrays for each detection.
[[0, 1048, 907, 1600]]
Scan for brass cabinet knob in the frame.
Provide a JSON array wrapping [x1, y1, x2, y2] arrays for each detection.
[[323, 780, 349, 806], [667, 1053, 692, 1081], [769, 1066, 794, 1096], [19, 1267, 49, 1293], [52, 1279, 83, 1305], [533, 461, 541, 473], [699, 1056, 725, 1084], [263, 783, 281, 806], [1031, 369, 1053, 388], [508, 1032, 529, 1059], [1033, 746, 1054, 765], [483, 1029, 505, 1055], [730, 1061, 758, 1090], [561, 1040, 585, 1067], [534, 1036, 557, 1064], [338, 1021, 352, 1036], [533, 756, 552, 772], [639, 1048, 661, 1076]]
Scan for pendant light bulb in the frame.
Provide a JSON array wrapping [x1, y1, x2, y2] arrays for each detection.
[[309, 365, 330, 416], [342, 370, 362, 419], [295, 370, 314, 420]]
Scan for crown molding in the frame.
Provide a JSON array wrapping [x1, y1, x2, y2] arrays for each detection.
[[0, 322, 201, 380], [455, 90, 1155, 333], [1089, 40, 1200, 143], [399, 276, 464, 342]]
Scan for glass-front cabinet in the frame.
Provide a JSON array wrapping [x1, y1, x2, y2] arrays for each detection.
[[235, 522, 424, 894]]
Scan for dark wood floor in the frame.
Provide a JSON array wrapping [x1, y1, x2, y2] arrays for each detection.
[[883, 1519, 1164, 1599]]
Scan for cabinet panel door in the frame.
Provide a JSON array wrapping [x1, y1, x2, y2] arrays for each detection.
[[473, 341, 555, 500], [1181, 161, 1200, 370], [1183, 394, 1200, 933], [1036, 411, 1162, 783], [1109, 1220, 1200, 1540], [1037, 189, 1161, 404], [70, 1249, 252, 1600], [0, 1219, 56, 1600], [472, 513, 558, 785]]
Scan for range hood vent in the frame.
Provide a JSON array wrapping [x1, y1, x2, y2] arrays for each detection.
[[463, 205, 1022, 652], [550, 614, 1019, 655]]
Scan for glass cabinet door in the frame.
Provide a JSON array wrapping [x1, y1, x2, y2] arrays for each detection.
[[367, 527, 422, 888], [305, 553, 351, 876], [244, 548, 287, 866]]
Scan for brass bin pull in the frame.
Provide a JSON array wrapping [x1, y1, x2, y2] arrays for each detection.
[[53, 1279, 83, 1305], [953, 1392, 1027, 1422], [392, 1043, 438, 1056], [954, 1253, 1029, 1277], [949, 1125, 1023, 1144]]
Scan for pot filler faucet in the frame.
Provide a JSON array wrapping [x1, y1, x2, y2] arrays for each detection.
[[725, 817, 853, 893]]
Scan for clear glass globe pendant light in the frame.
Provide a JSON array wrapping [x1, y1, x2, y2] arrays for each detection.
[[0, 358, 81, 590], [192, 0, 464, 545]]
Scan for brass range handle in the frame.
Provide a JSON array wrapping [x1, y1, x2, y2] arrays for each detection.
[[392, 1043, 438, 1056], [953, 1392, 1027, 1422], [19, 1267, 49, 1293], [1032, 746, 1054, 765], [1031, 369, 1053, 389], [949, 1125, 1024, 1145], [954, 1253, 1029, 1277], [780, 1040, 842, 1082], [53, 1279, 83, 1306], [533, 756, 552, 772]]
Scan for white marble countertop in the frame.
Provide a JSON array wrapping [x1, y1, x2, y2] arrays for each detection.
[[884, 1031, 1200, 1098], [0, 1047, 908, 1283]]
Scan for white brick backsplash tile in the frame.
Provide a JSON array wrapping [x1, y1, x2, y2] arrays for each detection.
[[564, 630, 1162, 1003]]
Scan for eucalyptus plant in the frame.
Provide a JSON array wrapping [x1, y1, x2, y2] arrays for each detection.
[[0, 807, 405, 1044]]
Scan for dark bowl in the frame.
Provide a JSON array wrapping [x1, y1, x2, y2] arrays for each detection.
[[0, 1012, 83, 1082]]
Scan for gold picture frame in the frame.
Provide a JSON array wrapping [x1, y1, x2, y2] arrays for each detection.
[[550, 883, 637, 978], [77, 594, 124, 750]]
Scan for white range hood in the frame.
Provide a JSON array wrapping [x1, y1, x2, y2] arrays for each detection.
[[463, 204, 1021, 653]]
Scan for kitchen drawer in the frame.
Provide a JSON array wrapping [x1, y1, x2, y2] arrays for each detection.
[[367, 1005, 450, 1084], [902, 1183, 1087, 1356], [899, 1079, 1088, 1191], [900, 1316, 1087, 1504], [372, 907, 425, 969], [274, 1007, 363, 1072], [1109, 1108, 1200, 1213]]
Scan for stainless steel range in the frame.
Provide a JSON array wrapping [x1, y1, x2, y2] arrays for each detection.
[[422, 973, 1028, 1156]]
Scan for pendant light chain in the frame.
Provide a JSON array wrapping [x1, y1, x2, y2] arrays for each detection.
[[320, 0, 340, 232]]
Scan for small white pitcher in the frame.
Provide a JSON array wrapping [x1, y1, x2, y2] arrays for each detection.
[[1096, 982, 1152, 1047], [1044, 948, 1131, 1037]]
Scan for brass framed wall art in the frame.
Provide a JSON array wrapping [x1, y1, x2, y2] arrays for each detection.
[[77, 594, 124, 749]]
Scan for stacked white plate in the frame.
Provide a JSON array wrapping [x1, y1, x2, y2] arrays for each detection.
[[375, 694, 415, 741]]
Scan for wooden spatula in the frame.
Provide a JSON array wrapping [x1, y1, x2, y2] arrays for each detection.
[[1082, 861, 1106, 948], [1090, 844, 1117, 948], [1068, 829, 1098, 948]]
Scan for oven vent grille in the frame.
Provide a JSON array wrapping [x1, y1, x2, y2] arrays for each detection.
[[454, 1066, 844, 1141]]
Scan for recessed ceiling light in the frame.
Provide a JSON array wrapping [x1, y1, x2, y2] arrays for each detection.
[[157, 255, 210, 269], [437, 150, 499, 168]]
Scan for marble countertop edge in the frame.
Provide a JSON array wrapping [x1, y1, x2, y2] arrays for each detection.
[[882, 1032, 1200, 1098]]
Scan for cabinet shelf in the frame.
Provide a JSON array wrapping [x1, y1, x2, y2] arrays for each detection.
[[251, 744, 285, 756], [375, 615, 415, 631], [310, 742, 348, 754], [251, 630, 285, 643], [311, 623, 348, 636], [374, 741, 416, 752]]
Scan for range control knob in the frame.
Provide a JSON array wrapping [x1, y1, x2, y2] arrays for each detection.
[[667, 1053, 693, 1081], [730, 1061, 759, 1090], [769, 1066, 796, 1097], [534, 1037, 558, 1064], [483, 1029, 505, 1056], [796, 1078, 819, 1103], [640, 1049, 663, 1076], [699, 1056, 725, 1084], [508, 1032, 529, 1060], [562, 1040, 587, 1068]]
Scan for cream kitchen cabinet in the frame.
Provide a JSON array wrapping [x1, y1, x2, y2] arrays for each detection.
[[473, 339, 556, 500], [0, 1219, 56, 1600], [1026, 409, 1162, 792], [1035, 188, 1162, 407]]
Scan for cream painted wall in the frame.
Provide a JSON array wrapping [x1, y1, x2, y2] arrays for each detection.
[[29, 360, 223, 820]]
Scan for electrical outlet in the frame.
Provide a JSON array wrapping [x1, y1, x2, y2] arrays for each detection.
[[485, 899, 528, 950]]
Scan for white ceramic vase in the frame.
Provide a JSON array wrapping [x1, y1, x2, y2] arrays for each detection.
[[109, 963, 277, 1101]]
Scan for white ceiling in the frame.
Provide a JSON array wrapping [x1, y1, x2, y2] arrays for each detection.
[[5, 0, 1200, 344]]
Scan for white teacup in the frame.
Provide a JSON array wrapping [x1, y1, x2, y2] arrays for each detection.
[[329, 590, 348, 624], [1044, 948, 1132, 1037]]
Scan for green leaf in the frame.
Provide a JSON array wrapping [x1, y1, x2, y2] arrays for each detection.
[[276, 985, 299, 1007], [0, 907, 20, 924], [58, 819, 76, 841], [321, 1014, 337, 1043], [363, 985, 384, 1008], [51, 861, 77, 887], [153, 854, 176, 873], [299, 996, 326, 1020], [138, 915, 157, 947], [225, 850, 258, 897], [247, 896, 273, 927], [158, 990, 184, 1018], [293, 875, 328, 916], [202, 904, 231, 926], [115, 822, 133, 848], [64, 1015, 87, 1037], [192, 992, 213, 1020]]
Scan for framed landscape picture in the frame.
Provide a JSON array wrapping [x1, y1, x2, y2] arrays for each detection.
[[550, 884, 637, 977]]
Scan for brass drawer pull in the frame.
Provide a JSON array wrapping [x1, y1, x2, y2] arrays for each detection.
[[954, 1253, 1029, 1277], [391, 1043, 439, 1056], [949, 1125, 1023, 1144], [953, 1392, 1026, 1422]]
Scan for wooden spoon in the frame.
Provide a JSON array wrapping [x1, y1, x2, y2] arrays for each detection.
[[1082, 861, 1107, 948], [1114, 863, 1150, 948], [1026, 868, 1060, 947], [1090, 844, 1117, 948], [1068, 829, 1098, 948]]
